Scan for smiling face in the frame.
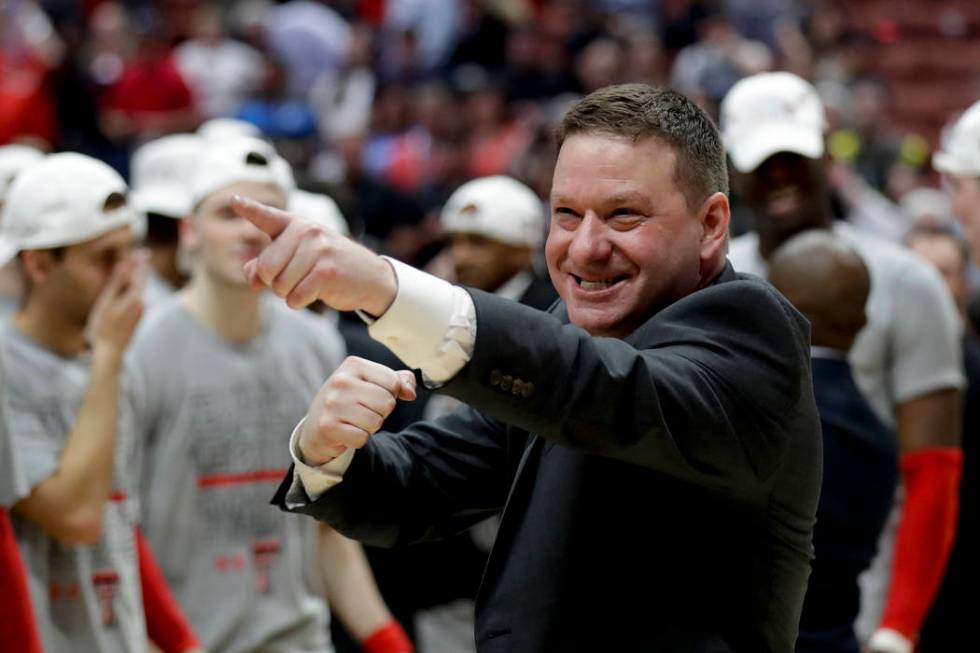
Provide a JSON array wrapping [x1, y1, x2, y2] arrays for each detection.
[[734, 152, 831, 249], [547, 133, 726, 337]]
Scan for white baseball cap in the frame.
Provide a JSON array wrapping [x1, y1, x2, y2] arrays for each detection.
[[0, 153, 141, 266], [720, 72, 827, 173], [290, 189, 349, 236], [130, 133, 202, 218], [933, 100, 980, 177], [191, 137, 295, 207], [441, 176, 544, 248], [197, 117, 262, 143], [0, 144, 45, 204]]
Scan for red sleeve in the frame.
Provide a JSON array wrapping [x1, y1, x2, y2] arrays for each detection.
[[0, 507, 43, 653], [136, 528, 200, 653], [879, 447, 962, 639]]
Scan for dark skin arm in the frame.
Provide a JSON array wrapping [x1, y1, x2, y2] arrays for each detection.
[[895, 388, 962, 452]]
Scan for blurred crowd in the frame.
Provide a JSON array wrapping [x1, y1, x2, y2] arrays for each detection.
[[3, 1, 980, 653], [3, 0, 959, 260]]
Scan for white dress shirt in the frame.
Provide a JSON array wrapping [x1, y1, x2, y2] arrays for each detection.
[[288, 258, 477, 501]]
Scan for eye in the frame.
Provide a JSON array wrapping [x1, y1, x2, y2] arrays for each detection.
[[609, 209, 645, 229], [553, 207, 581, 227]]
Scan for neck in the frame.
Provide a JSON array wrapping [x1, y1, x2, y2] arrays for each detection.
[[149, 246, 184, 289], [14, 298, 87, 357], [181, 271, 263, 343]]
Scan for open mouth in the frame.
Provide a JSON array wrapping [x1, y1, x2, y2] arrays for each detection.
[[573, 274, 629, 291]]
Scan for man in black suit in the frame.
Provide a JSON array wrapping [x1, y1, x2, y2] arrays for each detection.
[[232, 84, 822, 652], [769, 231, 898, 653]]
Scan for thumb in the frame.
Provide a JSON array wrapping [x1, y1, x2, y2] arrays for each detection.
[[231, 195, 292, 238], [395, 370, 417, 401], [243, 258, 265, 290]]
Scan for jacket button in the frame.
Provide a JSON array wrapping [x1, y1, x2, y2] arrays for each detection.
[[500, 375, 513, 392], [490, 369, 502, 386]]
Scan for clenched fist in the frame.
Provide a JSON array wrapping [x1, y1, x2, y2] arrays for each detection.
[[299, 357, 417, 466]]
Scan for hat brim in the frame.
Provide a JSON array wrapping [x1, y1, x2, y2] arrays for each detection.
[[131, 186, 191, 219], [0, 239, 18, 267], [728, 123, 824, 173], [933, 151, 980, 177]]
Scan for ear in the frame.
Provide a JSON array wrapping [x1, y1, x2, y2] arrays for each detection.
[[20, 250, 56, 286], [179, 214, 198, 252], [698, 191, 731, 265]]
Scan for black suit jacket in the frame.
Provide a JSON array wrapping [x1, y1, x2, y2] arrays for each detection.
[[274, 263, 822, 652]]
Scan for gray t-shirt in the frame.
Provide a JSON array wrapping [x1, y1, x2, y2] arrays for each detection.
[[131, 294, 345, 653], [0, 321, 146, 653]]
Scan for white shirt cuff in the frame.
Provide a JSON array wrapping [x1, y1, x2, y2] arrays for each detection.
[[363, 257, 475, 384], [287, 418, 356, 504]]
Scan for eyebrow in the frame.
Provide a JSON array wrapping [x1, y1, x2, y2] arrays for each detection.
[[551, 191, 652, 208]]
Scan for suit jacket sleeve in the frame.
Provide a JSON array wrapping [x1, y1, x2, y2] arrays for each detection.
[[276, 272, 811, 545], [443, 276, 811, 495], [277, 402, 528, 548]]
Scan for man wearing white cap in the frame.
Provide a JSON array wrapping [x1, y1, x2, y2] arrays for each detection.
[[129, 133, 202, 305], [130, 137, 412, 653], [933, 100, 980, 288], [0, 144, 45, 314], [722, 72, 964, 653], [438, 175, 556, 310], [0, 152, 201, 652]]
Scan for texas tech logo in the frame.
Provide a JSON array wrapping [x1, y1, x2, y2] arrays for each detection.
[[92, 570, 120, 626]]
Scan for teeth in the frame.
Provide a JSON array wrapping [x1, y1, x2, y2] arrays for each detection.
[[579, 279, 615, 291]]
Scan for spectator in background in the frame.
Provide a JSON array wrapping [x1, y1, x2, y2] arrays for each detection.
[[381, 0, 462, 78], [0, 153, 201, 653], [129, 133, 203, 306], [769, 231, 898, 653], [0, 144, 45, 315], [897, 188, 951, 229], [463, 75, 533, 178], [621, 28, 667, 87], [933, 99, 980, 289], [264, 0, 352, 99], [435, 175, 554, 309], [0, 0, 63, 147], [904, 223, 980, 653], [131, 136, 411, 653], [100, 12, 198, 147], [671, 10, 772, 112], [723, 72, 964, 653], [310, 23, 378, 146], [842, 77, 901, 194], [574, 38, 625, 94], [448, 0, 515, 74], [173, 2, 264, 120]]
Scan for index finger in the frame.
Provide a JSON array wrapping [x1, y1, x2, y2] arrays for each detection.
[[231, 195, 293, 238], [353, 358, 410, 397]]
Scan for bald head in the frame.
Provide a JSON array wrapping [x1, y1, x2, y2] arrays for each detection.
[[768, 230, 870, 352]]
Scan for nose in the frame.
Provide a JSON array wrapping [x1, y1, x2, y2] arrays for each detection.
[[760, 153, 796, 187], [567, 211, 612, 264], [239, 215, 271, 244]]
